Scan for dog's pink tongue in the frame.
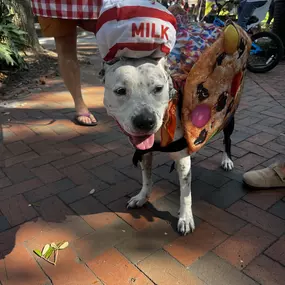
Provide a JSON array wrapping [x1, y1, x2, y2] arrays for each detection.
[[131, 134, 155, 150]]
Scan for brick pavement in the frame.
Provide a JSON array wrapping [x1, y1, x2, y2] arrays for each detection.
[[0, 58, 284, 284]]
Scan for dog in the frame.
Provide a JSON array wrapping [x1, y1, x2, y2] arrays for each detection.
[[99, 56, 236, 235]]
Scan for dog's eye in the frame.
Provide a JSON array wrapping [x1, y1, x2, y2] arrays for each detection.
[[114, 88, 126, 96], [154, 86, 163, 93]]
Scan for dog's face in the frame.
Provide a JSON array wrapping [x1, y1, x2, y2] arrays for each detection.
[[102, 57, 171, 150]]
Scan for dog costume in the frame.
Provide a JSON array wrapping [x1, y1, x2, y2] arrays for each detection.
[[96, 0, 251, 158]]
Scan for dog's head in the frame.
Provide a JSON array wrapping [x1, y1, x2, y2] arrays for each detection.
[[100, 57, 175, 150]]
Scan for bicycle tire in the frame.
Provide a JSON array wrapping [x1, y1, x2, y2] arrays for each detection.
[[247, 31, 284, 73]]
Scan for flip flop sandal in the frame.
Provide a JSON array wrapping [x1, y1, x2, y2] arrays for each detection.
[[73, 113, 98, 126]]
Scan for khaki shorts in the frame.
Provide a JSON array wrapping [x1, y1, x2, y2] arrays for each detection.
[[38, 16, 97, 38]]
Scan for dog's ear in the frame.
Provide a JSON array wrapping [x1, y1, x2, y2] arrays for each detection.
[[98, 59, 121, 83], [168, 73, 177, 99], [156, 57, 168, 71], [159, 57, 177, 99], [162, 57, 170, 71], [98, 62, 106, 83]]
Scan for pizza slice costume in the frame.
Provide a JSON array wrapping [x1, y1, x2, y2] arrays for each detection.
[[96, 0, 252, 156]]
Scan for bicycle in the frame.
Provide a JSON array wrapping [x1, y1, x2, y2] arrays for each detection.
[[203, 0, 284, 73]]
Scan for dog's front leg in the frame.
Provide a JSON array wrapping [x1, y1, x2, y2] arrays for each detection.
[[127, 152, 153, 208], [176, 155, 195, 235]]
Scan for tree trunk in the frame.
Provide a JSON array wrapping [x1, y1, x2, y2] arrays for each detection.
[[9, 0, 43, 52], [273, 0, 285, 51]]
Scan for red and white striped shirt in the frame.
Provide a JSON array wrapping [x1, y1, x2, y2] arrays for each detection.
[[31, 0, 102, 19]]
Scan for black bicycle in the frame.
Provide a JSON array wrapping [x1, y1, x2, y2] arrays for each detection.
[[203, 0, 284, 73]]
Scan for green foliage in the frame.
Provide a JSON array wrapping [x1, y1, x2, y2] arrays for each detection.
[[0, 0, 28, 69]]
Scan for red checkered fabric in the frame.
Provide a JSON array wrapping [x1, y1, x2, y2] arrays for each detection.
[[31, 0, 102, 19]]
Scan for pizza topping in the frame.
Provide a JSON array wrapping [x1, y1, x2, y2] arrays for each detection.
[[224, 24, 239, 54], [216, 92, 228, 112], [194, 129, 208, 145], [191, 104, 211, 128], [197, 83, 209, 101], [231, 72, 243, 97], [216, 52, 226, 66]]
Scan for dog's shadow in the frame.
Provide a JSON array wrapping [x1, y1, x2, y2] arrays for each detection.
[[0, 186, 181, 260], [0, 150, 245, 262]]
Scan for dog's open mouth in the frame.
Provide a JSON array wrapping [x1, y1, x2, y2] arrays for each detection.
[[129, 134, 154, 150], [116, 121, 155, 150]]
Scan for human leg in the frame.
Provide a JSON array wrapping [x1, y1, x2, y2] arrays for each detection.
[[38, 17, 97, 125], [55, 34, 97, 125], [238, 1, 267, 30]]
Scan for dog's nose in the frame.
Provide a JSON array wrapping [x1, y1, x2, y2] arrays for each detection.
[[132, 110, 156, 131]]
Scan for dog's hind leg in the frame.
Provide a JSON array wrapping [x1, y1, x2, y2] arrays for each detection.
[[127, 152, 153, 208], [222, 116, 235, 171], [176, 154, 195, 235]]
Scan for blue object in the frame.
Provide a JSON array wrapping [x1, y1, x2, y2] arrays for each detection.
[[213, 17, 225, 27], [250, 42, 263, 55]]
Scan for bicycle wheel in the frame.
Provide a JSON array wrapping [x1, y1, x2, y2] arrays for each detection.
[[247, 31, 284, 73]]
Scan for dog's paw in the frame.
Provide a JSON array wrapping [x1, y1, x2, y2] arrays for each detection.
[[221, 152, 234, 171], [177, 214, 195, 236], [127, 194, 148, 208]]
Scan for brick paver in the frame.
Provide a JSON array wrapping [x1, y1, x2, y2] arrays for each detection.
[[138, 250, 205, 285], [164, 222, 228, 266], [0, 43, 284, 284], [213, 224, 276, 269], [265, 235, 285, 266], [88, 248, 153, 285], [244, 254, 285, 285]]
